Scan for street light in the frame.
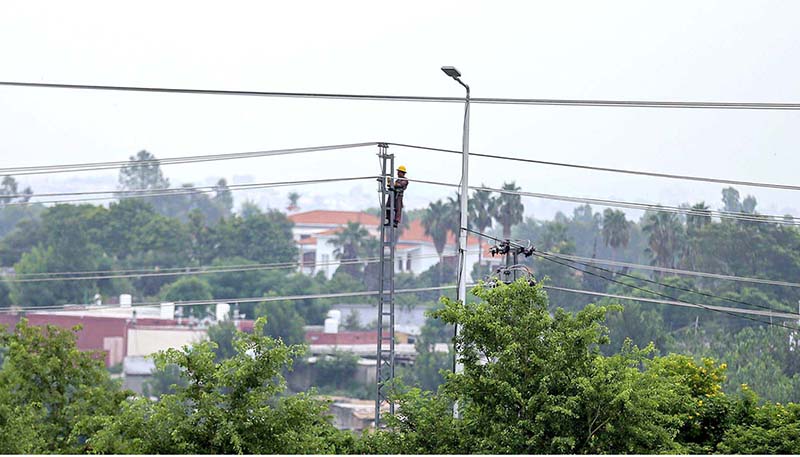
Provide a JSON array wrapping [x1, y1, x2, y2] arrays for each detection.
[[441, 65, 470, 400]]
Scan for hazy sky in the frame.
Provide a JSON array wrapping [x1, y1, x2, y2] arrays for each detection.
[[1, 0, 799, 220]]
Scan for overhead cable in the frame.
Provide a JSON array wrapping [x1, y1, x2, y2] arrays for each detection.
[[532, 251, 800, 331], [542, 252, 800, 289], [3, 281, 797, 326], [4, 80, 800, 110], [0, 142, 378, 176], [0, 284, 460, 314], [535, 251, 791, 315], [408, 177, 800, 227], [544, 285, 800, 321], [390, 143, 800, 192], [463, 227, 800, 324], [0, 176, 377, 207], [3, 252, 454, 282]]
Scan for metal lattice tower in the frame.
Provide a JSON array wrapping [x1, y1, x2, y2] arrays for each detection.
[[375, 143, 396, 426]]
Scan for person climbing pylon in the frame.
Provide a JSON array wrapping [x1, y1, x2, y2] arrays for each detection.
[[385, 165, 409, 227]]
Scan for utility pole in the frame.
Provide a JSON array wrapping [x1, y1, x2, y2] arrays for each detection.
[[489, 239, 536, 285], [441, 66, 470, 388], [375, 143, 397, 427]]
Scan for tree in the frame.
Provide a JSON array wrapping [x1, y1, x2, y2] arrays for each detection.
[[117, 150, 170, 193], [469, 187, 494, 264], [686, 202, 712, 233], [444, 193, 462, 243], [86, 319, 351, 454], [0, 320, 128, 453], [722, 187, 742, 213], [642, 210, 684, 270], [422, 200, 450, 276], [10, 204, 109, 306], [212, 178, 234, 218], [367, 280, 695, 454], [207, 320, 238, 361], [0, 175, 32, 204], [160, 277, 213, 317], [602, 209, 630, 262], [286, 192, 300, 212], [209, 210, 297, 265], [492, 182, 524, 239], [327, 221, 370, 277], [254, 299, 306, 345]]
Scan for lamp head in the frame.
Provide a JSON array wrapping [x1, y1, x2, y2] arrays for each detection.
[[441, 66, 462, 79]]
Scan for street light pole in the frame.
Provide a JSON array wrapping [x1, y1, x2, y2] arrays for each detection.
[[441, 66, 470, 394]]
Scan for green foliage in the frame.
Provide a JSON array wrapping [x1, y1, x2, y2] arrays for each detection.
[[422, 199, 450, 260], [160, 277, 213, 317], [719, 392, 800, 454], [429, 280, 682, 453], [142, 362, 186, 397], [86, 319, 351, 454], [328, 221, 371, 277], [161, 276, 213, 302], [493, 181, 524, 238], [254, 299, 306, 345], [207, 320, 239, 361], [315, 351, 359, 390], [207, 209, 297, 265], [0, 320, 128, 453]]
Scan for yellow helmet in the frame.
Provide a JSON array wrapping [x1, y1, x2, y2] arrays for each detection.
[[397, 165, 407, 173]]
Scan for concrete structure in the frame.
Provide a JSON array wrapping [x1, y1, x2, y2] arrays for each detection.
[[288, 210, 483, 279], [0, 304, 254, 367], [321, 396, 388, 431], [127, 326, 208, 357]]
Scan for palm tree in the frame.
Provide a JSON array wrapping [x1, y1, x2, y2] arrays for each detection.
[[328, 221, 369, 277], [492, 182, 524, 239], [445, 193, 462, 242], [642, 210, 684, 271], [686, 202, 711, 233], [601, 209, 630, 262], [422, 200, 450, 276], [469, 187, 494, 263], [286, 192, 301, 212]]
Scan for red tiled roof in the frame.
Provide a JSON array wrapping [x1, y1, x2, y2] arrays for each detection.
[[400, 219, 479, 246], [298, 236, 317, 245], [290, 211, 477, 247], [289, 210, 381, 226]]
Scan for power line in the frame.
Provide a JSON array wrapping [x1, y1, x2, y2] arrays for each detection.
[[4, 280, 797, 327], [0, 284, 459, 314], [544, 285, 800, 321], [532, 251, 800, 331], [0, 142, 377, 176], [541, 252, 800, 289], [408, 177, 800, 227], [535, 251, 791, 315], [0, 176, 377, 207], [4, 80, 800, 110], [391, 143, 800, 192], [462, 226, 800, 324], [2, 252, 451, 283]]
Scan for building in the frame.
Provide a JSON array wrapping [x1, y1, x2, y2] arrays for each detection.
[[288, 210, 483, 279], [0, 303, 252, 368]]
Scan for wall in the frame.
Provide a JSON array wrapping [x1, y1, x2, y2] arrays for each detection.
[[127, 327, 208, 357]]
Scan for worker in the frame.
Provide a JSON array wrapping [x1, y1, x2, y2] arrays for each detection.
[[385, 165, 409, 227]]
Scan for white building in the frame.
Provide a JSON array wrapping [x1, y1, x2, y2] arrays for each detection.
[[288, 210, 488, 279]]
